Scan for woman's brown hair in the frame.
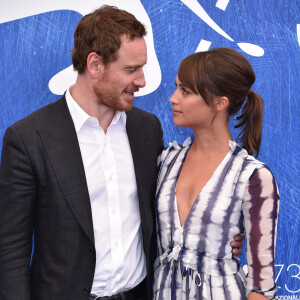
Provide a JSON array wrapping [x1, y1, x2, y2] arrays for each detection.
[[177, 47, 263, 156], [72, 5, 146, 73]]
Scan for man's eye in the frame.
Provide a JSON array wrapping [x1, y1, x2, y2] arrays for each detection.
[[126, 68, 136, 73]]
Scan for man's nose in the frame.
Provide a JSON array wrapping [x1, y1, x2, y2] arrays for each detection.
[[133, 69, 146, 88]]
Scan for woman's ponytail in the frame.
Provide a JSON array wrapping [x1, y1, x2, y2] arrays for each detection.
[[234, 90, 263, 156]]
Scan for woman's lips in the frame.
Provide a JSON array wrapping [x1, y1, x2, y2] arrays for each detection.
[[172, 109, 182, 114]]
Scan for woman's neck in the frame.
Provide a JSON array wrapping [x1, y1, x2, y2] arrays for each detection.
[[191, 125, 233, 156]]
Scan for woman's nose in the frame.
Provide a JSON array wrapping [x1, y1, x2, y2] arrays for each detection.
[[169, 91, 178, 104]]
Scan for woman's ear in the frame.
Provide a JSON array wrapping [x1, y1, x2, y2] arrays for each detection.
[[86, 52, 104, 79], [215, 96, 229, 112]]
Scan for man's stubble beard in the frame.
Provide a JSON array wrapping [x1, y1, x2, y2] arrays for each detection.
[[94, 78, 138, 112]]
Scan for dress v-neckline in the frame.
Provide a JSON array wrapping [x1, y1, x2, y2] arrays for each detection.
[[174, 142, 233, 229]]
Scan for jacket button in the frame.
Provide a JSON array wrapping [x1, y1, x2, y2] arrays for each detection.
[[89, 247, 95, 254], [82, 287, 90, 295]]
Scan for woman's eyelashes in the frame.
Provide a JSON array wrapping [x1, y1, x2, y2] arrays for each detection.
[[182, 87, 190, 95], [175, 82, 190, 95]]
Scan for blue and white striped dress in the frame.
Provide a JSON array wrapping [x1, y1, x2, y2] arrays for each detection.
[[153, 138, 279, 300]]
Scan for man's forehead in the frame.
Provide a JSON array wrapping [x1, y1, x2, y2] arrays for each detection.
[[120, 35, 147, 49], [118, 37, 147, 62]]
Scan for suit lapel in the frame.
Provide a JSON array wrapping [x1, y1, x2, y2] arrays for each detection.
[[126, 110, 153, 236], [39, 97, 94, 244]]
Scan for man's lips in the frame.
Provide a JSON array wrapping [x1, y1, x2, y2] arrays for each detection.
[[124, 87, 139, 95], [124, 91, 134, 96]]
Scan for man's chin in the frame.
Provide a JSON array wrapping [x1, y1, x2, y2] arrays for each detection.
[[108, 101, 134, 112], [121, 102, 134, 112], [119, 98, 134, 111], [100, 98, 134, 111]]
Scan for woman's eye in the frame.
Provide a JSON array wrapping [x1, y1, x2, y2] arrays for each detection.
[[182, 88, 189, 95], [175, 82, 189, 95]]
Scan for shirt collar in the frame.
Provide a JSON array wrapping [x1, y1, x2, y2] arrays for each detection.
[[65, 87, 127, 133], [111, 110, 127, 127]]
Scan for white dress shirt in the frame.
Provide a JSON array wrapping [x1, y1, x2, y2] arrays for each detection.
[[65, 89, 146, 296]]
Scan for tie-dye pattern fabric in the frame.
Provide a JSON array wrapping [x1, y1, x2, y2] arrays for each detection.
[[153, 138, 279, 299]]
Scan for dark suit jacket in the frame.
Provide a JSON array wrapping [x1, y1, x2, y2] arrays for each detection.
[[0, 96, 164, 300]]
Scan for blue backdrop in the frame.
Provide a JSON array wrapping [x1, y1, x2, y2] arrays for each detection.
[[0, 1, 299, 297]]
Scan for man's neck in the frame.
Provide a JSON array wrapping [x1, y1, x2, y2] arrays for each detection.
[[71, 80, 115, 133]]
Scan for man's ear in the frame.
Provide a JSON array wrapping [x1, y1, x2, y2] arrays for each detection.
[[86, 52, 104, 79], [215, 96, 229, 112]]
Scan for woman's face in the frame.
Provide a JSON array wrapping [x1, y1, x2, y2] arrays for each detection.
[[169, 77, 216, 130]]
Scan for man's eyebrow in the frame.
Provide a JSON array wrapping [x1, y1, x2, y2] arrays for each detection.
[[125, 62, 147, 69]]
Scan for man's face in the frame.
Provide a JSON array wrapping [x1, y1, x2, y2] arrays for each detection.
[[94, 36, 147, 111]]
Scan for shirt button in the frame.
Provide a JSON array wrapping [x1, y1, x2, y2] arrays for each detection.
[[112, 208, 115, 213], [115, 241, 118, 247]]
